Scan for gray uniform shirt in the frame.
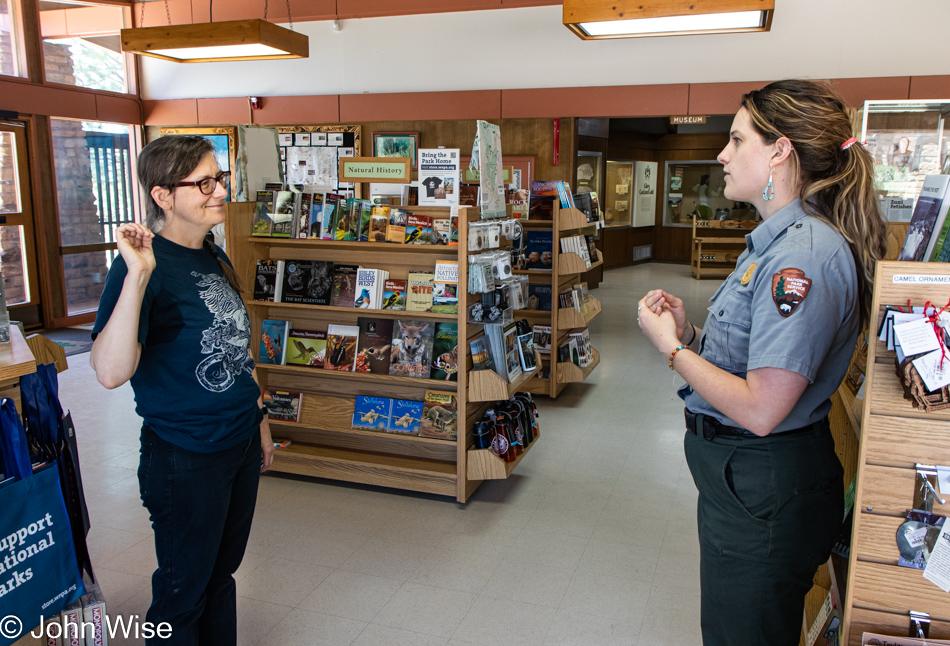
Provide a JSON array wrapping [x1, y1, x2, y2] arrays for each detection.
[[679, 198, 859, 432]]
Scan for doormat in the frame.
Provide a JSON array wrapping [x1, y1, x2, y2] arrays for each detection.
[[36, 327, 93, 357]]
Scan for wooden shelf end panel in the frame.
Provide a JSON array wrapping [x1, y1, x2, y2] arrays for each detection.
[[557, 296, 602, 329], [558, 249, 603, 276], [466, 428, 539, 480], [270, 445, 457, 498], [556, 347, 601, 384], [468, 350, 543, 403], [557, 206, 597, 232]]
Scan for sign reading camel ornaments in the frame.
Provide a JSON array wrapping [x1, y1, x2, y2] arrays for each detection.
[[470, 121, 506, 219]]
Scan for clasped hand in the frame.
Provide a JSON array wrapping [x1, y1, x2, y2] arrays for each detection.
[[638, 289, 689, 356], [116, 223, 156, 276]]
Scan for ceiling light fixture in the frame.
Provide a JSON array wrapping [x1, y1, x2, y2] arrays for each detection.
[[563, 0, 774, 40], [121, 0, 308, 63]]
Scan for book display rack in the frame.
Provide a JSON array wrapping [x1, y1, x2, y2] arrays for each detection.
[[840, 261, 950, 644], [515, 203, 603, 398], [690, 215, 758, 280], [226, 203, 541, 503]]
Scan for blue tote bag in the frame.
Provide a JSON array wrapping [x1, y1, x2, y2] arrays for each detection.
[[0, 399, 85, 646]]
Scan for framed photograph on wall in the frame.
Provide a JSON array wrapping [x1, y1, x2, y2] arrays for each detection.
[[159, 126, 237, 200], [373, 132, 419, 169]]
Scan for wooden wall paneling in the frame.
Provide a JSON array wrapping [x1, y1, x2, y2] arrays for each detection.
[[337, 0, 500, 19], [95, 94, 143, 125], [341, 91, 502, 123], [20, 0, 44, 84], [909, 75, 950, 99], [688, 81, 771, 116], [501, 84, 690, 119], [190, 0, 336, 23], [136, 0, 192, 27], [252, 95, 340, 125], [143, 99, 199, 125], [830, 77, 910, 108], [0, 79, 98, 120], [198, 97, 249, 126], [602, 130, 657, 268], [26, 116, 67, 324]]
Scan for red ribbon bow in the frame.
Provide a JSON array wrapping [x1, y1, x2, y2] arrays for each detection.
[[924, 299, 950, 370]]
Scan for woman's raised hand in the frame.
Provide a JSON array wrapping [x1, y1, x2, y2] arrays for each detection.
[[116, 223, 156, 277], [642, 289, 690, 341]]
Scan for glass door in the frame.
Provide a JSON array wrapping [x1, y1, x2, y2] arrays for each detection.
[[0, 121, 42, 326]]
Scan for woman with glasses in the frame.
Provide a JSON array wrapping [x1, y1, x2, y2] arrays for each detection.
[[90, 135, 273, 646]]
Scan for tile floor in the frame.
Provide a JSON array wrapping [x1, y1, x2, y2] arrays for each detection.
[[54, 263, 719, 646]]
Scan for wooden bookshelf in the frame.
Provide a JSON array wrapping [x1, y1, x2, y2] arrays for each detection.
[[229, 201, 540, 502], [556, 347, 601, 384], [467, 426, 540, 480], [468, 350, 543, 403], [842, 261, 950, 644], [557, 296, 602, 329]]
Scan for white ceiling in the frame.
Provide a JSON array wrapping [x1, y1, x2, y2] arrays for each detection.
[[139, 0, 950, 101]]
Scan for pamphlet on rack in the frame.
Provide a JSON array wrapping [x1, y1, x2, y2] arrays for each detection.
[[472, 120, 506, 219], [418, 149, 460, 206]]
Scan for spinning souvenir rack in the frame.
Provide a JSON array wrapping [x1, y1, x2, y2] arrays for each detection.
[[226, 203, 541, 503], [514, 203, 603, 398]]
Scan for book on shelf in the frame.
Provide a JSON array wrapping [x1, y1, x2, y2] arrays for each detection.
[[253, 259, 284, 301], [306, 193, 324, 238], [517, 324, 538, 372], [324, 324, 360, 371], [470, 336, 494, 371], [526, 284, 552, 311], [432, 217, 451, 245], [406, 271, 435, 312], [280, 260, 335, 305], [271, 190, 298, 237], [354, 267, 388, 309], [405, 214, 433, 244], [568, 327, 593, 367], [286, 329, 327, 367], [431, 322, 458, 382], [449, 213, 459, 246], [556, 181, 575, 209], [259, 319, 289, 365], [898, 174, 950, 262], [502, 322, 524, 382], [357, 200, 373, 242], [529, 181, 559, 220], [369, 206, 389, 242], [589, 191, 603, 225], [506, 188, 529, 219], [296, 193, 313, 239], [432, 260, 459, 314], [344, 198, 362, 241], [573, 192, 596, 223], [389, 320, 434, 378], [419, 390, 457, 441], [459, 184, 479, 207], [557, 338, 579, 365], [524, 230, 553, 270], [356, 317, 394, 374], [389, 399, 423, 435], [252, 190, 276, 236], [532, 325, 552, 356], [387, 208, 407, 243], [484, 324, 508, 380], [322, 193, 344, 240], [263, 390, 302, 422], [381, 279, 407, 310], [329, 264, 360, 307], [352, 395, 391, 432]]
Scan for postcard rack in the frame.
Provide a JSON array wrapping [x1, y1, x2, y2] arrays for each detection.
[[841, 261, 950, 644], [226, 202, 541, 503], [515, 202, 603, 398]]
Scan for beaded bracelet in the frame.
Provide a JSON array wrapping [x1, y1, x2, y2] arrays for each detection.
[[669, 344, 689, 370]]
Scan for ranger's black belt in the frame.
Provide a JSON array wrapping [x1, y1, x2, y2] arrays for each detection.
[[685, 408, 827, 440]]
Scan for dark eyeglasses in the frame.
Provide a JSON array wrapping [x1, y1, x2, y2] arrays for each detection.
[[169, 171, 231, 195]]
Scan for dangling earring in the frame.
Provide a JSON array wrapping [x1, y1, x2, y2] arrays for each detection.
[[762, 166, 775, 201]]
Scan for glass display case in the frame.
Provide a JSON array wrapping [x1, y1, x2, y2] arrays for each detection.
[[576, 150, 602, 198], [663, 160, 750, 227], [860, 100, 950, 220], [604, 160, 634, 228]]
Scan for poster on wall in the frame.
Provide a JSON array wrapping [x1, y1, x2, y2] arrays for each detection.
[[632, 161, 658, 228], [473, 120, 505, 219], [274, 125, 361, 198], [418, 149, 460, 206]]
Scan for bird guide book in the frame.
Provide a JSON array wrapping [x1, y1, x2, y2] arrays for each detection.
[[352, 396, 391, 432], [431, 322, 459, 382], [389, 320, 434, 378], [356, 317, 394, 374], [354, 268, 388, 309], [252, 190, 276, 236], [259, 319, 289, 365], [324, 324, 360, 371], [381, 279, 407, 311], [405, 214, 433, 244], [285, 329, 327, 368]]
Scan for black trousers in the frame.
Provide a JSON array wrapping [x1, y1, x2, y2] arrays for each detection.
[[683, 418, 843, 646], [138, 423, 261, 646]]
